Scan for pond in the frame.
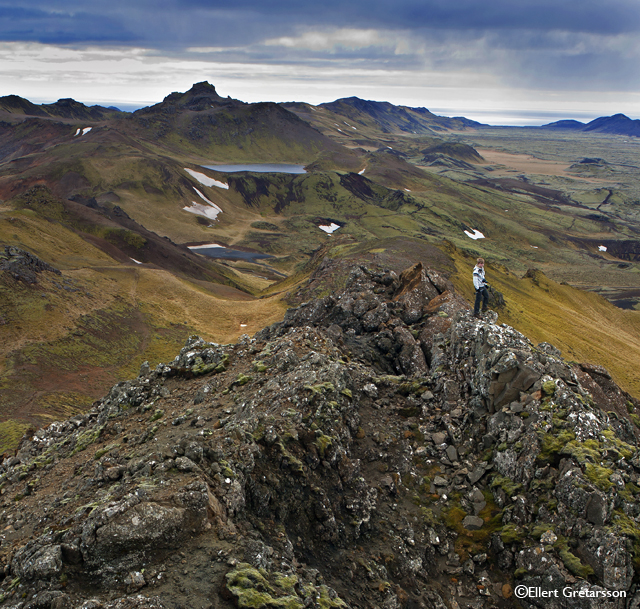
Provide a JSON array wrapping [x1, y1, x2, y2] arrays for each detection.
[[188, 244, 274, 262], [203, 164, 307, 174]]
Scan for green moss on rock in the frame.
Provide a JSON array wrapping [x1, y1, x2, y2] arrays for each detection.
[[500, 523, 525, 544], [490, 474, 523, 496], [304, 382, 336, 394], [225, 563, 346, 608], [149, 409, 164, 422], [398, 381, 422, 396], [94, 443, 120, 460], [71, 425, 105, 456], [585, 463, 614, 491], [538, 430, 575, 464], [559, 548, 594, 578], [314, 434, 333, 459], [542, 380, 556, 396], [562, 438, 601, 462], [234, 373, 252, 387]]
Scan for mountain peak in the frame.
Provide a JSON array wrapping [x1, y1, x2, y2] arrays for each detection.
[[188, 81, 219, 96], [584, 113, 640, 136], [0, 94, 48, 116], [158, 81, 228, 111]]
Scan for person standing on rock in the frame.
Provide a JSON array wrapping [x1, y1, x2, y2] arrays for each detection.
[[473, 257, 489, 319]]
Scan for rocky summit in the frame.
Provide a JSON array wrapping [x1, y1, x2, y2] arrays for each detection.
[[0, 262, 639, 609]]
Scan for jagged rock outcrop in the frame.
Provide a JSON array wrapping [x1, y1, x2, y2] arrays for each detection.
[[0, 245, 61, 284], [0, 263, 638, 608]]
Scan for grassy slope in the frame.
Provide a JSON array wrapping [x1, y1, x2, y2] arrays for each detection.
[[0, 207, 286, 451]]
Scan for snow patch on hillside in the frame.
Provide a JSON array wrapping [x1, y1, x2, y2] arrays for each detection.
[[184, 168, 229, 190], [193, 188, 222, 212], [464, 229, 485, 240], [188, 243, 226, 250], [319, 223, 341, 234], [183, 203, 220, 220], [183, 187, 223, 221]]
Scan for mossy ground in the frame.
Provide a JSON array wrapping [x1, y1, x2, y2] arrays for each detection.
[[442, 492, 502, 560], [225, 563, 347, 608], [0, 421, 31, 454]]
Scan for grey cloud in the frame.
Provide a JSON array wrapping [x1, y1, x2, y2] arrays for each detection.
[[0, 5, 136, 43], [510, 49, 640, 91], [141, 0, 640, 35], [0, 0, 638, 95], [3, 0, 640, 46]]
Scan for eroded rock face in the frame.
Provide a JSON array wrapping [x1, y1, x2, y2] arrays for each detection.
[[0, 262, 638, 609]]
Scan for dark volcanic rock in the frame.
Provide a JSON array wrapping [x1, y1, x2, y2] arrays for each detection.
[[0, 262, 638, 608], [0, 245, 61, 283]]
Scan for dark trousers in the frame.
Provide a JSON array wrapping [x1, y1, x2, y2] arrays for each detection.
[[474, 287, 489, 314]]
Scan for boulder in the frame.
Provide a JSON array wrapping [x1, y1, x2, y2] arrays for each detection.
[[12, 543, 63, 581]]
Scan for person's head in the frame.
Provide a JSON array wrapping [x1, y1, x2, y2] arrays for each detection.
[[476, 257, 484, 267]]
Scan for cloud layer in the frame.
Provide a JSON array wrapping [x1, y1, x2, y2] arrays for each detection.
[[0, 0, 638, 121]]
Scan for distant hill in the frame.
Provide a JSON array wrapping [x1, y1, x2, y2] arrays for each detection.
[[0, 94, 120, 120], [540, 119, 584, 130], [283, 97, 484, 142], [542, 113, 640, 137], [133, 80, 226, 114], [420, 141, 484, 163], [0, 95, 48, 117], [318, 96, 484, 134]]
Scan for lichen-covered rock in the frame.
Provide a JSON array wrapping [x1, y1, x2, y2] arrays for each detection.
[[12, 542, 62, 581], [581, 530, 634, 591]]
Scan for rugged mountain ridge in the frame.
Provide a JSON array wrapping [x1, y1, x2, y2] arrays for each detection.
[[318, 97, 484, 134], [0, 95, 120, 121], [0, 261, 638, 609]]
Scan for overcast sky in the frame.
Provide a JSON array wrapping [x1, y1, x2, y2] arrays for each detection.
[[0, 0, 638, 124]]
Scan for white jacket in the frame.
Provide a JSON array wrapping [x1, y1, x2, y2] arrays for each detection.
[[473, 265, 486, 290]]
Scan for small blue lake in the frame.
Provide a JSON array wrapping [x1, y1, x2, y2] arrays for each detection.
[[203, 164, 307, 174], [189, 245, 274, 262]]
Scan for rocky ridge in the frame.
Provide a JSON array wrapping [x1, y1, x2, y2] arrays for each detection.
[[0, 246, 61, 285], [0, 263, 638, 609]]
